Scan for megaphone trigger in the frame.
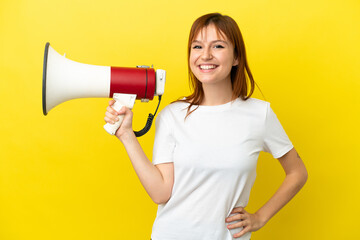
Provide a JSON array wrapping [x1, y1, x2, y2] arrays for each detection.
[[103, 93, 136, 135]]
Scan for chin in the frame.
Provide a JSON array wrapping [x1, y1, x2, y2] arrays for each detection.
[[197, 75, 230, 85], [198, 79, 222, 85]]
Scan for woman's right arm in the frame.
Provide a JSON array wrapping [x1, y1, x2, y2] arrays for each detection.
[[105, 100, 174, 205]]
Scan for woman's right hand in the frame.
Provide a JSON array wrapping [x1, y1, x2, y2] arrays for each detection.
[[104, 100, 134, 140]]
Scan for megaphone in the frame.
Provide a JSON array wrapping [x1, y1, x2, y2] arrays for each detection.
[[42, 42, 166, 137]]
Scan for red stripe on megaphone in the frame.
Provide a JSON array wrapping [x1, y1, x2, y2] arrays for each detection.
[[110, 67, 156, 100]]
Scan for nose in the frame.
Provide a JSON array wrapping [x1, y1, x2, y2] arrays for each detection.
[[201, 47, 213, 60]]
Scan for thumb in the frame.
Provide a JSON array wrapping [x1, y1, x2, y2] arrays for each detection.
[[123, 107, 134, 117], [118, 106, 127, 114]]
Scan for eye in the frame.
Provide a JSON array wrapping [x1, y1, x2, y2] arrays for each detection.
[[214, 45, 225, 49], [192, 45, 202, 49]]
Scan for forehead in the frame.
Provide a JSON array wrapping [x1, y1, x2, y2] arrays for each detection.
[[193, 24, 227, 42]]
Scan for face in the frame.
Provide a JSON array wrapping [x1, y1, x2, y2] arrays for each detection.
[[189, 24, 238, 86]]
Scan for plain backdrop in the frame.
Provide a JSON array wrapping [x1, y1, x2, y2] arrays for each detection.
[[1, 0, 359, 239]]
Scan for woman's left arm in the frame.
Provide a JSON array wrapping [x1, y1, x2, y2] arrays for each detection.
[[226, 147, 308, 238]]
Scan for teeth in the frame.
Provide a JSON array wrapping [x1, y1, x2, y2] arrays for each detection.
[[200, 65, 216, 70]]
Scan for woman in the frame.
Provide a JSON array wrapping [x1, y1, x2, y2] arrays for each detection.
[[104, 13, 308, 240]]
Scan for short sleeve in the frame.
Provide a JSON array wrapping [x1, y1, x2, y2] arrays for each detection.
[[262, 102, 294, 158], [152, 109, 176, 165]]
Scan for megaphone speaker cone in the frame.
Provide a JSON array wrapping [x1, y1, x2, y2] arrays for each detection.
[[42, 42, 111, 115]]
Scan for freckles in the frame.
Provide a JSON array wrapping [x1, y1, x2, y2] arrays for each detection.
[[190, 51, 200, 59], [189, 52, 195, 61]]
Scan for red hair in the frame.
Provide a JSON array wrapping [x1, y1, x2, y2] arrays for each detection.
[[176, 13, 264, 117]]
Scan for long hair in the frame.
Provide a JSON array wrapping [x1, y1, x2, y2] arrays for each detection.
[[176, 13, 264, 118]]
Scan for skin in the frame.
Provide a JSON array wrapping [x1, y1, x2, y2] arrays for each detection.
[[104, 24, 308, 238], [189, 24, 238, 106], [225, 148, 307, 237]]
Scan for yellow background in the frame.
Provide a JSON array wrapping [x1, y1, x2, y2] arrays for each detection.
[[1, 0, 359, 239]]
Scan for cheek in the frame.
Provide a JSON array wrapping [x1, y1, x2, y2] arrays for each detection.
[[223, 54, 236, 69], [189, 51, 196, 62], [189, 64, 198, 76], [189, 53, 198, 69]]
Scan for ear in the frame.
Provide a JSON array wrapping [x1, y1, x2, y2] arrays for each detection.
[[233, 57, 239, 66]]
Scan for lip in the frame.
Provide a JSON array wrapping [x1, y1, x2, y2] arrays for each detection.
[[198, 64, 219, 72]]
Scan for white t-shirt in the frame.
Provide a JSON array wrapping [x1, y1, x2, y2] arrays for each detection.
[[150, 97, 294, 240]]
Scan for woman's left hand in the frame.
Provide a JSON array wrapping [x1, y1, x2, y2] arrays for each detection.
[[225, 207, 266, 238]]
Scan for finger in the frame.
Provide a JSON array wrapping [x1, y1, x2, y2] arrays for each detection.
[[104, 116, 116, 124], [121, 106, 133, 116], [227, 220, 245, 230], [108, 100, 115, 106], [105, 112, 120, 122], [233, 226, 250, 238], [113, 106, 127, 114], [119, 106, 127, 113], [231, 207, 245, 213], [106, 106, 120, 115], [226, 213, 247, 222]]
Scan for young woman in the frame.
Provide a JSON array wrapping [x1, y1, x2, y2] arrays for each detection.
[[104, 13, 308, 240]]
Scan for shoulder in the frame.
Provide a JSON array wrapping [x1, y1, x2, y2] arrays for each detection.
[[242, 97, 268, 105], [234, 97, 271, 125], [239, 97, 269, 112], [156, 100, 188, 123], [161, 100, 189, 115]]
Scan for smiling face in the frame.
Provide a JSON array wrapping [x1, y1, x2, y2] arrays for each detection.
[[189, 24, 239, 86]]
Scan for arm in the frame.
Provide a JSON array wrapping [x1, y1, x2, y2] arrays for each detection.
[[255, 147, 308, 224], [119, 130, 174, 204], [105, 100, 174, 205], [226, 147, 308, 238]]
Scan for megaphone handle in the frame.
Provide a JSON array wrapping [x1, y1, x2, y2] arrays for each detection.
[[104, 93, 136, 135]]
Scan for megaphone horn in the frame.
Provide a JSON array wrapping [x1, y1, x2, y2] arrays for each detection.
[[42, 42, 166, 137]]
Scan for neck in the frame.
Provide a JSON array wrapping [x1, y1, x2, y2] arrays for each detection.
[[201, 78, 234, 106]]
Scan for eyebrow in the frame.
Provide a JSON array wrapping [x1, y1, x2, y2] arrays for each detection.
[[191, 40, 229, 45]]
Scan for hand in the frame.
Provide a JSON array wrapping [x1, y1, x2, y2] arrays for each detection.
[[225, 207, 266, 238], [104, 100, 134, 139]]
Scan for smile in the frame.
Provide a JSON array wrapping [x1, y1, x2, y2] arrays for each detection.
[[199, 64, 218, 70]]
